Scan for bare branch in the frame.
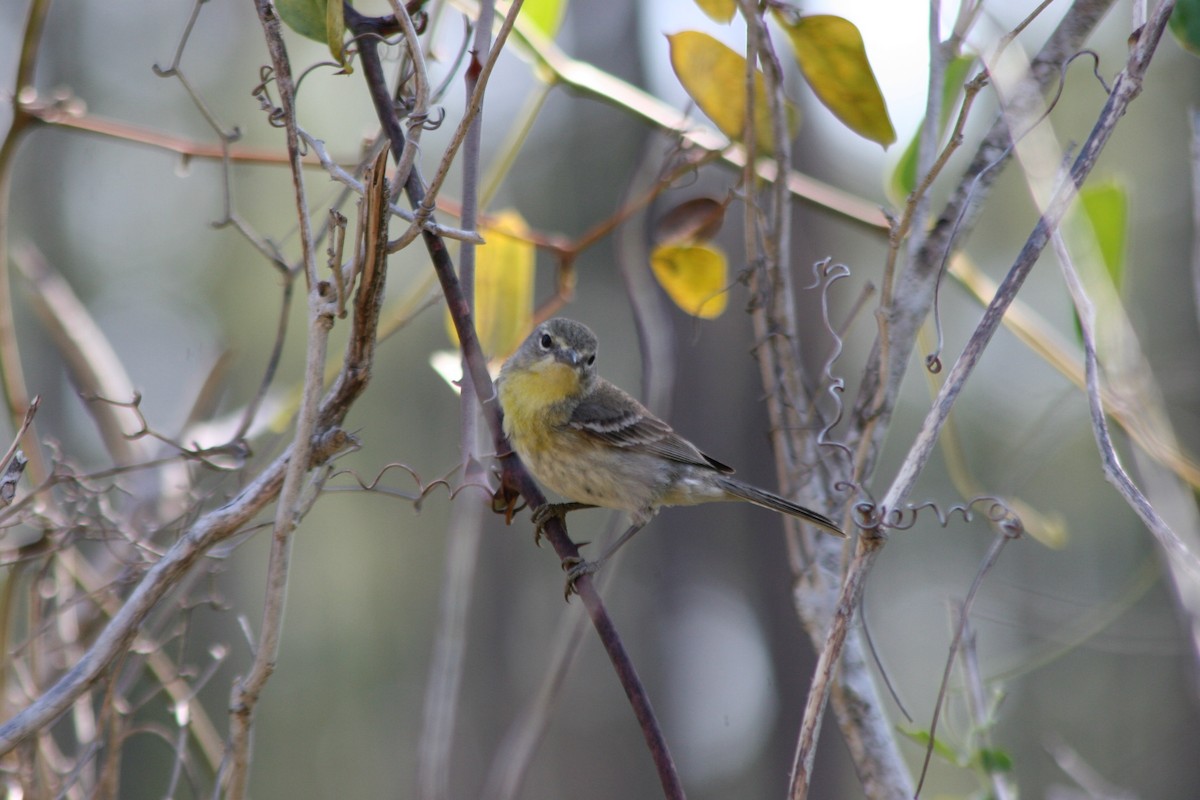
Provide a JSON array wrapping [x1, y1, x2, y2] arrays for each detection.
[[0, 5, 393, 762], [416, 0, 493, 793], [0, 447, 285, 754], [1050, 226, 1200, 671], [348, 8, 686, 795], [12, 246, 149, 467], [852, 0, 1116, 455], [790, 5, 1178, 797], [879, 0, 1175, 519], [224, 7, 340, 794]]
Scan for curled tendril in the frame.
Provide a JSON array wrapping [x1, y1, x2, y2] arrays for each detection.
[[251, 66, 286, 128], [800, 257, 857, 474], [408, 106, 445, 132], [851, 485, 1024, 536], [926, 48, 1110, 372], [293, 59, 355, 98], [345, 30, 404, 55], [327, 462, 497, 513]]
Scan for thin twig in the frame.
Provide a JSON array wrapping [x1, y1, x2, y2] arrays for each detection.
[[914, 529, 1017, 798], [1046, 735, 1140, 800], [0, 0, 54, 486], [12, 245, 149, 467], [20, 101, 315, 166], [879, 0, 1175, 521], [386, 0, 431, 192], [1050, 227, 1200, 651], [850, 0, 1115, 467], [416, 0, 492, 794], [349, 11, 686, 796], [299, 130, 483, 242], [224, 6, 338, 797], [0, 448, 286, 754], [395, 0, 525, 251], [731, 6, 908, 799], [797, 4, 1175, 797]]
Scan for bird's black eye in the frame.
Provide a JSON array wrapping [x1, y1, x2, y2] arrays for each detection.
[[539, 333, 553, 350], [586, 354, 596, 366]]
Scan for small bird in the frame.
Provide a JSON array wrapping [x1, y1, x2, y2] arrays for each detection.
[[496, 318, 845, 595]]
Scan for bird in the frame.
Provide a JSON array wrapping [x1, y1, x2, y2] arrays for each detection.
[[495, 318, 845, 596]]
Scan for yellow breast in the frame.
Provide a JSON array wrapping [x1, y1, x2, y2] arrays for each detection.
[[498, 361, 580, 448]]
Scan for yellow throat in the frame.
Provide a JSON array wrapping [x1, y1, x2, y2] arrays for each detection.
[[499, 360, 580, 441]]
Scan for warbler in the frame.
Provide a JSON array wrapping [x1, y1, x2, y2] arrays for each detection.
[[496, 317, 845, 592]]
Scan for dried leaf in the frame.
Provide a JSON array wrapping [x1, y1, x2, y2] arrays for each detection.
[[655, 197, 727, 245]]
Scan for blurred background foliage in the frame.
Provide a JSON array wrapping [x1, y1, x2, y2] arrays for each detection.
[[2, 0, 1200, 798]]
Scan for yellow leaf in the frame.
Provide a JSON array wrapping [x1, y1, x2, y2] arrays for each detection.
[[650, 243, 729, 319], [667, 31, 798, 156], [326, 0, 348, 70], [694, 0, 736, 24], [520, 0, 568, 39], [776, 14, 896, 147], [445, 210, 534, 359]]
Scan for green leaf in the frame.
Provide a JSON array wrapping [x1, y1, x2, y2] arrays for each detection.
[[277, 0, 329, 43], [521, 0, 568, 39], [694, 0, 737, 24], [1170, 0, 1200, 56], [667, 30, 798, 156], [650, 243, 729, 319], [889, 54, 976, 202], [1066, 180, 1129, 344], [775, 14, 896, 147], [899, 727, 964, 767], [1077, 182, 1128, 291], [276, 0, 351, 68], [975, 747, 1014, 775]]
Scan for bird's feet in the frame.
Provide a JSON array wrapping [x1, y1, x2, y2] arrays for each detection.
[[530, 502, 594, 546], [561, 555, 600, 601]]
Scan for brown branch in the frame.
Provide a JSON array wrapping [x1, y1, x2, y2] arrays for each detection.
[[347, 8, 686, 797], [21, 101, 314, 166], [791, 4, 1176, 795], [224, 5, 340, 795], [0, 0, 55, 485], [0, 2, 397, 759]]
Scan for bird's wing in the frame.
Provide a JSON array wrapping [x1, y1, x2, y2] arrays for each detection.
[[569, 380, 734, 473]]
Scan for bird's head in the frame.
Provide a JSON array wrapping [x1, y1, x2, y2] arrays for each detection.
[[500, 318, 599, 401]]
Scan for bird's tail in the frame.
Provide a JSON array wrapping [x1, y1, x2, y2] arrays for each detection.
[[716, 477, 846, 538]]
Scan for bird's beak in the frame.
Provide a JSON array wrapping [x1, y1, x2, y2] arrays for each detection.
[[558, 349, 582, 367]]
